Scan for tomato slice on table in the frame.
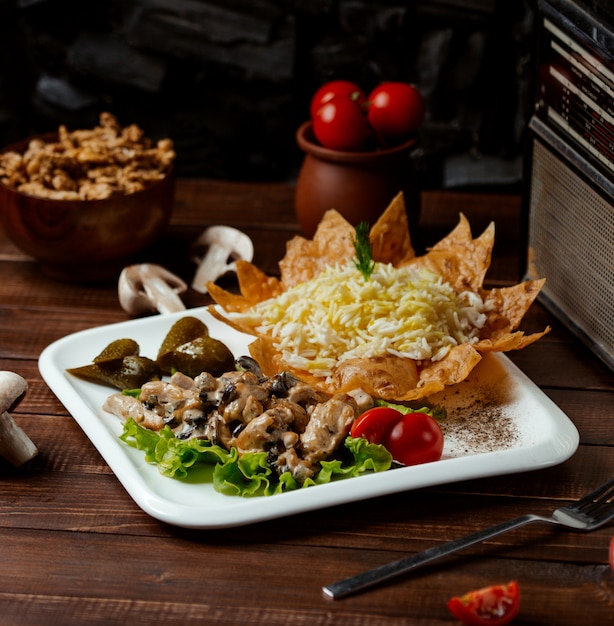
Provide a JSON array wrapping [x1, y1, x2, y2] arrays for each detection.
[[447, 581, 520, 626], [609, 536, 614, 570]]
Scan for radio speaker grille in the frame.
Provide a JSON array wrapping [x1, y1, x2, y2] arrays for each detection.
[[526, 139, 614, 370]]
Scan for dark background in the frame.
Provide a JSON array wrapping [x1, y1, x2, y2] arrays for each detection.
[[0, 0, 535, 191]]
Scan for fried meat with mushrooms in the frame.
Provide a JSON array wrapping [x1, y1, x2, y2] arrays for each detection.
[[103, 365, 369, 483]]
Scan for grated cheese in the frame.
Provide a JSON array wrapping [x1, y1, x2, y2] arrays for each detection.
[[230, 261, 490, 378]]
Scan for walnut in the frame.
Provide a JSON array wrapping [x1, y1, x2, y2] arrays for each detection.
[[0, 113, 175, 200]]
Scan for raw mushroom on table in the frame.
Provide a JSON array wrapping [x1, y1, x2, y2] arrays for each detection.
[[0, 371, 38, 467], [191, 226, 254, 294], [118, 263, 187, 315]]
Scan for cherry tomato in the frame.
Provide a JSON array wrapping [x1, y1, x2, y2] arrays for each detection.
[[310, 80, 366, 119], [367, 82, 425, 139], [350, 406, 404, 444], [384, 411, 443, 466], [350, 407, 443, 467], [610, 536, 614, 570], [447, 581, 520, 626], [312, 96, 370, 151]]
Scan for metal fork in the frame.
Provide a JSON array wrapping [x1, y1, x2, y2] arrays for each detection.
[[323, 476, 614, 600]]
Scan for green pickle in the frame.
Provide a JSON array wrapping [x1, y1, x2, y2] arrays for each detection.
[[156, 317, 209, 360], [67, 316, 235, 390], [67, 355, 161, 389], [156, 316, 233, 377], [93, 338, 140, 363], [157, 335, 234, 378]]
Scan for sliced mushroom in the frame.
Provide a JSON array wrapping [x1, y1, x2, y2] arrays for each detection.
[[0, 371, 38, 467], [191, 226, 254, 294], [119, 263, 187, 315]]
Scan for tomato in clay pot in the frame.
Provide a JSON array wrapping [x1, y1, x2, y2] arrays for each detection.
[[294, 122, 420, 239], [295, 79, 423, 240]]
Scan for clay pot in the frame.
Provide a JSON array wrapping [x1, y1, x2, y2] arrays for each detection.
[[295, 121, 420, 239]]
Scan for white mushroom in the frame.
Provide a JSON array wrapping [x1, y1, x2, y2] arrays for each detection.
[[191, 226, 254, 294], [118, 263, 187, 315], [0, 371, 38, 467]]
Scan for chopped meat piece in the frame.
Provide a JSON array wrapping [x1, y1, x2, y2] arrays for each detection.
[[203, 412, 233, 448], [300, 394, 358, 464], [168, 371, 198, 391], [139, 379, 203, 426], [265, 397, 309, 433], [103, 393, 165, 431], [233, 404, 296, 455], [347, 388, 375, 413], [219, 370, 260, 386], [285, 381, 329, 409], [193, 371, 217, 392], [277, 448, 315, 482], [220, 380, 269, 424], [140, 380, 188, 405]]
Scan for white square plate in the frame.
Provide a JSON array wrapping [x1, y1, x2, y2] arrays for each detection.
[[39, 307, 579, 528]]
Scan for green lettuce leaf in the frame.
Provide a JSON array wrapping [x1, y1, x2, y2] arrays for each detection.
[[118, 419, 393, 497], [376, 399, 447, 420], [120, 419, 231, 479]]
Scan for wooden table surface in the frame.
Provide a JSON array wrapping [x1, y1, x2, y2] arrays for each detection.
[[1, 179, 613, 625]]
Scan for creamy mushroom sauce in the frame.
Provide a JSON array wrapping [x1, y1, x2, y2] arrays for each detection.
[[103, 358, 374, 483]]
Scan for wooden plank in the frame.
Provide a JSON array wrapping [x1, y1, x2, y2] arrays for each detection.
[[0, 526, 612, 626]]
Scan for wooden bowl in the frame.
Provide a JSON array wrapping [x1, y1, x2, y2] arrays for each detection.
[[0, 135, 175, 282]]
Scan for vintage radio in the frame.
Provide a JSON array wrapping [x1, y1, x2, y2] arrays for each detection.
[[524, 0, 614, 370]]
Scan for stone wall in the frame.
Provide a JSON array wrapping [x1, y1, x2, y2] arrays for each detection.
[[0, 0, 535, 189]]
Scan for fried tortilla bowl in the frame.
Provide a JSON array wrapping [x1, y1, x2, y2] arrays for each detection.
[[207, 192, 549, 401]]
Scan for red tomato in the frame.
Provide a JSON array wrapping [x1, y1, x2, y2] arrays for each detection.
[[351, 407, 443, 467], [350, 407, 403, 444], [610, 536, 614, 570], [384, 411, 443, 466], [312, 96, 370, 151], [310, 80, 366, 119], [367, 82, 425, 139], [447, 581, 520, 626]]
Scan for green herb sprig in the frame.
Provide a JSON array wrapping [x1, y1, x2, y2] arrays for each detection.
[[352, 221, 375, 280]]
